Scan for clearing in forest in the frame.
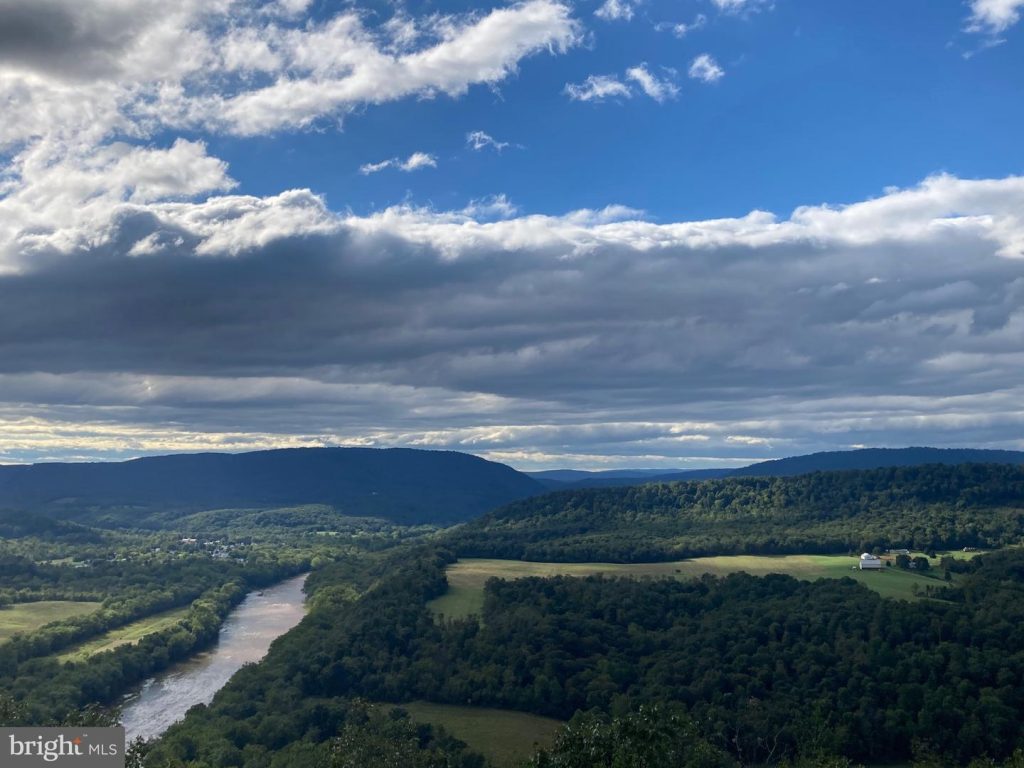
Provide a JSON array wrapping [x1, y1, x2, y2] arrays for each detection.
[[56, 606, 190, 663], [0, 601, 103, 642], [429, 552, 973, 619]]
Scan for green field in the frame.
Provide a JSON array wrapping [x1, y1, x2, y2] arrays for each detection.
[[429, 552, 971, 619], [400, 701, 562, 767], [56, 606, 190, 663], [0, 601, 103, 643]]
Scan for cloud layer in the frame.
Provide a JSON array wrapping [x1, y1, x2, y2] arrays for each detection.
[[2, 168, 1024, 466]]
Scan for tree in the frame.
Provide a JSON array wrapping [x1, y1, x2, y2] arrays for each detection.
[[530, 705, 736, 768]]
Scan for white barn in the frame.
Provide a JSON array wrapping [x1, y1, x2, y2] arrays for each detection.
[[859, 553, 883, 570]]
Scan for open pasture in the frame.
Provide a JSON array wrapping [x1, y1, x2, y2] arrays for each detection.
[[0, 601, 103, 643], [56, 606, 190, 663], [429, 551, 972, 618], [400, 701, 562, 767]]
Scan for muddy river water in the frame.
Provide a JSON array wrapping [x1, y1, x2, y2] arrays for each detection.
[[120, 572, 309, 742]]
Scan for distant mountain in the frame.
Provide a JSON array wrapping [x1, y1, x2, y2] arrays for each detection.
[[533, 447, 1024, 490], [0, 448, 544, 527], [733, 447, 1024, 478], [526, 468, 731, 490]]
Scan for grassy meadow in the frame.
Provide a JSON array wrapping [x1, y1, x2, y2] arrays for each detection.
[[400, 701, 562, 767], [0, 601, 103, 643], [56, 606, 190, 663], [429, 551, 974, 619]]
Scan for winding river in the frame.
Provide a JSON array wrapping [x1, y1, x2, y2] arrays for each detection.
[[120, 572, 309, 742]]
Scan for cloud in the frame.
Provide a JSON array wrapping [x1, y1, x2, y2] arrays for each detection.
[[2, 172, 1024, 465], [625, 64, 679, 102], [966, 0, 1024, 32], [594, 0, 637, 22], [711, 0, 770, 14], [0, 0, 581, 148], [654, 15, 707, 38], [467, 130, 511, 152], [564, 74, 632, 101], [689, 54, 725, 82], [567, 64, 677, 103], [357, 152, 441, 175]]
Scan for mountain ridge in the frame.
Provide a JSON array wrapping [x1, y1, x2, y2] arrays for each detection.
[[0, 447, 544, 527]]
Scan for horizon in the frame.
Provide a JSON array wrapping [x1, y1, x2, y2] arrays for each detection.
[[1, 443, 1020, 473], [1, 0, 1023, 468]]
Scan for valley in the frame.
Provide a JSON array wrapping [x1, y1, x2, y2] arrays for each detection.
[[2, 448, 1024, 767]]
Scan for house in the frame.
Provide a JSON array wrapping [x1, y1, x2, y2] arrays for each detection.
[[888, 548, 911, 556], [859, 553, 883, 570]]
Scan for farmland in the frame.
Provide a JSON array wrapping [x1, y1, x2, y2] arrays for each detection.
[[56, 606, 191, 663], [0, 601, 103, 643], [428, 552, 970, 618], [401, 701, 562, 767]]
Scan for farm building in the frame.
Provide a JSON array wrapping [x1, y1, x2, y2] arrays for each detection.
[[859, 553, 883, 570]]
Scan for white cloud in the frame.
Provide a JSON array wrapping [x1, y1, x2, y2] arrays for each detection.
[[399, 152, 438, 172], [360, 151, 438, 175], [363, 152, 443, 175], [567, 64, 678, 103], [467, 130, 511, 152], [360, 151, 440, 175], [0, 0, 580, 147], [564, 74, 632, 101], [594, 0, 637, 22], [711, 0, 768, 13], [689, 53, 725, 82], [460, 194, 519, 219], [967, 0, 1024, 32], [655, 15, 707, 38], [625, 64, 679, 102], [196, 1, 581, 136]]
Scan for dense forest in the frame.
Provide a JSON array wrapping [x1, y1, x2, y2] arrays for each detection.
[[450, 464, 1024, 562], [143, 546, 1024, 766]]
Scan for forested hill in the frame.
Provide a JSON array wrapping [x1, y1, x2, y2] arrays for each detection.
[[0, 448, 543, 526], [533, 447, 1024, 490], [449, 463, 1024, 562], [734, 446, 1024, 477]]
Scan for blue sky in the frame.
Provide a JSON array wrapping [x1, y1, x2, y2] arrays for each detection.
[[207, 0, 1024, 220], [0, 0, 1023, 468]]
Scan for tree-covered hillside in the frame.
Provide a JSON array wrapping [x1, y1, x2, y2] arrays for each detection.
[[0, 448, 543, 527], [145, 546, 1024, 766], [450, 463, 1024, 562]]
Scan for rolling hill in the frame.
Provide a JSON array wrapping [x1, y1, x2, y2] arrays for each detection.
[[531, 447, 1024, 490], [0, 448, 544, 527], [449, 462, 1024, 562]]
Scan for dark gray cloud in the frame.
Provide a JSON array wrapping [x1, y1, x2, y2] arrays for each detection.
[[0, 0, 158, 79], [0, 175, 1023, 466]]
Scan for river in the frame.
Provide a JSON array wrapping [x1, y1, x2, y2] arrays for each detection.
[[120, 572, 309, 742]]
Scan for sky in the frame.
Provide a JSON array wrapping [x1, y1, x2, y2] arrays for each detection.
[[0, 0, 1022, 470]]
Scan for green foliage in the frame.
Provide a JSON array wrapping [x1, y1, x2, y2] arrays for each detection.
[[330, 702, 483, 768], [529, 705, 735, 768], [451, 464, 1024, 562], [150, 546, 1024, 766]]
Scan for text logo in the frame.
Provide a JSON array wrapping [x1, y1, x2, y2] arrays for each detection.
[[1, 728, 124, 767]]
